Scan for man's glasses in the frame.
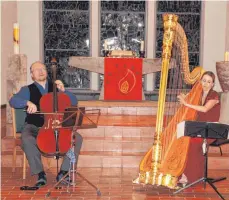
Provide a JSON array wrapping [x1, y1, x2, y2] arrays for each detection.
[[31, 68, 47, 72]]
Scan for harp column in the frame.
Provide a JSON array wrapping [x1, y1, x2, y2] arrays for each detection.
[[145, 1, 157, 91], [152, 14, 178, 186]]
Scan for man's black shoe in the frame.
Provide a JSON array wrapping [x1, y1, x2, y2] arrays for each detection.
[[56, 170, 71, 185], [35, 171, 47, 187]]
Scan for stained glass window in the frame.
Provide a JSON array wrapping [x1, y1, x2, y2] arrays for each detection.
[[43, 1, 90, 88], [100, 1, 146, 88], [155, 1, 201, 88]]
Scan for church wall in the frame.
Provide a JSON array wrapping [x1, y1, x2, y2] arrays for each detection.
[[0, 2, 1, 105], [17, 1, 43, 84], [145, 1, 156, 91], [1, 1, 17, 105], [200, 1, 227, 92], [226, 1, 229, 51]]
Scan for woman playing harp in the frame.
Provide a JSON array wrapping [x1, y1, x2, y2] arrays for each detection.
[[133, 14, 217, 188], [176, 71, 220, 184]]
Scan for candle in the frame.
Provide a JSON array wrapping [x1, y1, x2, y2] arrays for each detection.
[[104, 40, 108, 50], [13, 23, 20, 54], [140, 41, 144, 51], [224, 51, 229, 61]]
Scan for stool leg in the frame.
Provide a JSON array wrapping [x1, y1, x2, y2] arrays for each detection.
[[219, 146, 223, 156], [23, 153, 26, 179], [12, 146, 17, 173], [47, 158, 52, 170]]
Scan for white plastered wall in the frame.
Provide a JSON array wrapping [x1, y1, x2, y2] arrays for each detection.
[[1, 1, 17, 105], [145, 1, 156, 91], [17, 1, 43, 84], [226, 1, 229, 51], [200, 1, 227, 92]]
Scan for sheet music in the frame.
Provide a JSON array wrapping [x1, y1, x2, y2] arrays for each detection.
[[177, 121, 185, 138]]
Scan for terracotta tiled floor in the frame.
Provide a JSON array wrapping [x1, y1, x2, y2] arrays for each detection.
[[1, 167, 229, 200]]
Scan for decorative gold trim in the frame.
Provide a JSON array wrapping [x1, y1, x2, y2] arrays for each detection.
[[174, 23, 204, 84], [151, 13, 178, 185]]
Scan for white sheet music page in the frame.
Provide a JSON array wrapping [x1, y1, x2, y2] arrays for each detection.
[[177, 121, 185, 138]]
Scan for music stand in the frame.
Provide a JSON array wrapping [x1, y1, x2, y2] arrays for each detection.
[[174, 121, 229, 200], [46, 107, 101, 197]]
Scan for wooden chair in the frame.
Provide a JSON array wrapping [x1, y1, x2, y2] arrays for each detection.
[[209, 92, 229, 155], [11, 107, 27, 179], [11, 107, 57, 179], [209, 139, 229, 156]]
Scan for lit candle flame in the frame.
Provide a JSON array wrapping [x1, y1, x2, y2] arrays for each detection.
[[224, 51, 229, 61], [13, 23, 19, 54], [140, 41, 144, 51]]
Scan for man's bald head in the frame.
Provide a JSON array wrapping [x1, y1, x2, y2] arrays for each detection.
[[30, 61, 47, 82], [30, 61, 46, 73]]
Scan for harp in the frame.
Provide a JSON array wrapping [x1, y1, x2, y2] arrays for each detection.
[[133, 14, 205, 188]]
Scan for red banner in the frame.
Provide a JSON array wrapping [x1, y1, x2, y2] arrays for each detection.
[[104, 58, 142, 101]]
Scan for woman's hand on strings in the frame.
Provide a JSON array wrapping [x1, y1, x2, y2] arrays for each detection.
[[177, 93, 187, 106], [26, 101, 37, 114], [55, 80, 65, 92]]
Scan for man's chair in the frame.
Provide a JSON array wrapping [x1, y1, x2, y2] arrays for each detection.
[[11, 108, 27, 179], [11, 107, 69, 179], [209, 92, 229, 155]]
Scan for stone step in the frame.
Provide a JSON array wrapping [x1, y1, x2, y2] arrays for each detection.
[[81, 138, 154, 153], [5, 114, 158, 137], [208, 145, 229, 154], [2, 136, 154, 153], [3, 133, 229, 154], [78, 126, 155, 138], [4, 125, 156, 140], [88, 115, 159, 126], [1, 151, 143, 168], [208, 153, 229, 169], [78, 101, 176, 115], [78, 101, 156, 116], [78, 100, 159, 107], [2, 151, 229, 169]]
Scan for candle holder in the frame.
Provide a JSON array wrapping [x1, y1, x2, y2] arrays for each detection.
[[139, 51, 145, 58], [103, 50, 110, 57]]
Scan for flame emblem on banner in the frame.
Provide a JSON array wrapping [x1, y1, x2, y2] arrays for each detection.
[[118, 69, 136, 94]]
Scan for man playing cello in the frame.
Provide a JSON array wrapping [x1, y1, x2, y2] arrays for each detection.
[[9, 61, 83, 187]]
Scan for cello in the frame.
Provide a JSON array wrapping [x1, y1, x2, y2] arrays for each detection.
[[37, 58, 73, 157]]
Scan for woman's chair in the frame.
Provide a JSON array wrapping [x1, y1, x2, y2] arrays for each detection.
[[11, 107, 27, 179], [209, 92, 229, 155], [209, 139, 229, 156]]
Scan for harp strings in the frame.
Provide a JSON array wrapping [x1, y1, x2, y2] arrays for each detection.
[[164, 42, 182, 127], [162, 33, 188, 154]]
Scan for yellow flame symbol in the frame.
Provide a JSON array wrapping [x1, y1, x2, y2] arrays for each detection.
[[120, 81, 129, 94], [118, 69, 136, 94]]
